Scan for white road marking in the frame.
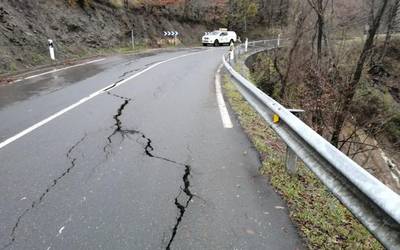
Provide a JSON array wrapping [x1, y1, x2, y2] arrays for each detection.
[[0, 51, 205, 150], [215, 64, 233, 128], [11, 58, 106, 83], [57, 226, 65, 236]]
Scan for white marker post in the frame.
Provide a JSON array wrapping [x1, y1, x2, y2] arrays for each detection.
[[365, 25, 370, 41], [277, 33, 281, 47], [245, 38, 248, 52], [48, 39, 55, 60], [230, 43, 234, 62]]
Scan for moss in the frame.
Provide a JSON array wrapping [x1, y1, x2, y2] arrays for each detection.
[[222, 75, 383, 249], [386, 114, 400, 144], [9, 62, 17, 72], [31, 53, 47, 65]]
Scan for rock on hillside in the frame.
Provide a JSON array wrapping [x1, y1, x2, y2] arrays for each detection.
[[0, 0, 208, 74]]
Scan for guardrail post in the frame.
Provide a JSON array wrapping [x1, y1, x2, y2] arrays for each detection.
[[286, 146, 298, 175], [245, 38, 248, 52], [285, 109, 305, 175]]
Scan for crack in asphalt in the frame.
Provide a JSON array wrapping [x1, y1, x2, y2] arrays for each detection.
[[166, 165, 193, 250], [141, 135, 186, 167], [103, 92, 184, 167], [107, 92, 132, 101], [145, 61, 161, 67], [1, 134, 87, 250], [103, 92, 133, 159], [119, 67, 144, 79], [103, 79, 124, 92], [102, 93, 195, 250], [119, 60, 161, 78]]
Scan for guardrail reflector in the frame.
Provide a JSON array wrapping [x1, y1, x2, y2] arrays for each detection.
[[273, 114, 280, 123]]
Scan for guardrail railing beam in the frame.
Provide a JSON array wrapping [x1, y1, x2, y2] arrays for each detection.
[[223, 39, 400, 249]]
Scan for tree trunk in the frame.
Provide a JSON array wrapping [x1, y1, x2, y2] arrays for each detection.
[[279, 11, 307, 98], [244, 16, 247, 33], [331, 0, 389, 147], [316, 0, 324, 63], [380, 0, 400, 62]]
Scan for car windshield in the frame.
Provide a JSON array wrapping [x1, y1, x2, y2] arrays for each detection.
[[210, 31, 220, 35]]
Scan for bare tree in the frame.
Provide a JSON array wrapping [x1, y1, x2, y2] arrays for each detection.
[[307, 0, 329, 63], [276, 3, 308, 99], [331, 0, 390, 147], [380, 0, 400, 62]]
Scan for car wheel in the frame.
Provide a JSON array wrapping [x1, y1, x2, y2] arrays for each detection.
[[214, 40, 219, 47], [230, 39, 234, 45]]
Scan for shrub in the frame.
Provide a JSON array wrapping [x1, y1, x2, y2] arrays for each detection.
[[67, 0, 92, 8], [385, 114, 400, 144]]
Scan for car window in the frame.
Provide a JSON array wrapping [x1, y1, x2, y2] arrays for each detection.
[[210, 31, 220, 35], [220, 32, 227, 36]]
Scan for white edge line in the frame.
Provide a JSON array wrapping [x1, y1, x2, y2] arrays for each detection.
[[215, 64, 233, 129], [0, 51, 204, 150], [11, 58, 106, 83]]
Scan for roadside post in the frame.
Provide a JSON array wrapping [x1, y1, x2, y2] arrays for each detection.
[[48, 39, 55, 60], [131, 30, 135, 49], [285, 109, 305, 175], [245, 38, 248, 52], [229, 42, 234, 62], [277, 33, 281, 47], [364, 24, 370, 41]]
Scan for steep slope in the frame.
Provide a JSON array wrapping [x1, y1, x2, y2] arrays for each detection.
[[0, 0, 208, 74]]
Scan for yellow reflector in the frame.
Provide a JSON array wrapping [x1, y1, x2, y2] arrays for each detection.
[[273, 114, 280, 123]]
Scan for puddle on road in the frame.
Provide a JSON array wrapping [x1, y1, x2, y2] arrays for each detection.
[[0, 63, 104, 109]]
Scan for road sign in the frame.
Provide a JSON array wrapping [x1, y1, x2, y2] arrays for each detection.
[[163, 31, 179, 37]]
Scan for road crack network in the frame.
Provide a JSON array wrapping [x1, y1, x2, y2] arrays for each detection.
[[1, 134, 87, 250], [103, 92, 194, 250]]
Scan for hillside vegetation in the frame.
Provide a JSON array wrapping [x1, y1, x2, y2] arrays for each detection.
[[0, 0, 287, 74], [0, 0, 202, 74], [248, 0, 400, 193]]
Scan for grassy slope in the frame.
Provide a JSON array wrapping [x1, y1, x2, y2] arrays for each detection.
[[222, 75, 383, 249]]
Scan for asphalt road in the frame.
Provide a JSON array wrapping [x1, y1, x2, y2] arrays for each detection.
[[0, 47, 304, 249]]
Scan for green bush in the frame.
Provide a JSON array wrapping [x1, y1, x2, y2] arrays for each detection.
[[251, 53, 281, 98]]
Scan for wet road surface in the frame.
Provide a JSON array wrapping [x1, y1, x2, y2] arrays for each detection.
[[0, 47, 304, 249]]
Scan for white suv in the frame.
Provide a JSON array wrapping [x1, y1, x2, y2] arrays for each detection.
[[202, 30, 237, 46]]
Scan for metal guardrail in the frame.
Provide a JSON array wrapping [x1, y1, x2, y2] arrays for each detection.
[[223, 39, 400, 249]]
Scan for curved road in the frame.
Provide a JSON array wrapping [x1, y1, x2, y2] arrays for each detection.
[[0, 47, 304, 249]]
